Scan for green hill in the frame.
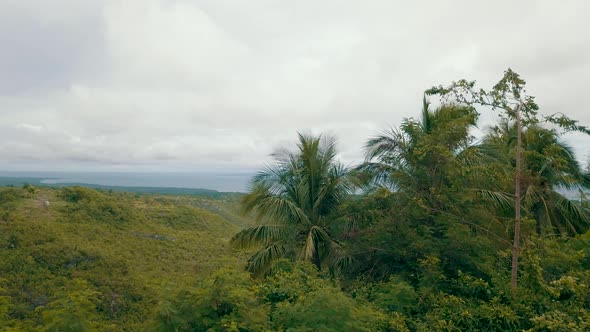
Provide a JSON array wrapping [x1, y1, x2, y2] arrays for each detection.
[[0, 185, 248, 330], [0, 176, 241, 199]]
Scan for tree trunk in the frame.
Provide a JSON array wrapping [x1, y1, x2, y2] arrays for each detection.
[[312, 244, 322, 271], [511, 104, 522, 290], [533, 204, 543, 236]]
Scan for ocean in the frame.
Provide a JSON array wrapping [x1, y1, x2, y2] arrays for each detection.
[[1, 171, 586, 198], [0, 171, 254, 193]]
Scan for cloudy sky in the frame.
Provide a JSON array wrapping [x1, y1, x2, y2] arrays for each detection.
[[1, 0, 589, 172]]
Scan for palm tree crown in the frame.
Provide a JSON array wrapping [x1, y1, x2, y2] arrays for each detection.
[[482, 123, 590, 235], [360, 98, 478, 201], [231, 133, 351, 276]]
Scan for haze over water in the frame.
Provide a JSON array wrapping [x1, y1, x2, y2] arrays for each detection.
[[0, 171, 253, 193]]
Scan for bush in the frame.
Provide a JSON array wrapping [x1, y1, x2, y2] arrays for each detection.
[[59, 187, 135, 223], [152, 268, 269, 331]]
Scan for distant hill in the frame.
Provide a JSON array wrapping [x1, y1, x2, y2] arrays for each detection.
[[0, 176, 242, 199]]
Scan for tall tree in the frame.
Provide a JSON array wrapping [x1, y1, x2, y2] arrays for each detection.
[[360, 97, 478, 208], [231, 133, 351, 276], [483, 123, 590, 235], [354, 98, 508, 282], [427, 68, 590, 289]]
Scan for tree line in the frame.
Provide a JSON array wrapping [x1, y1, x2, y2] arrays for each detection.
[[209, 69, 590, 331]]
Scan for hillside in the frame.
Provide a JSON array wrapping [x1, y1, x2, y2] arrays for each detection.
[[0, 185, 249, 330], [0, 176, 242, 199]]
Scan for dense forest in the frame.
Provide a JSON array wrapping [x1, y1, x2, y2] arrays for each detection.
[[1, 70, 590, 331]]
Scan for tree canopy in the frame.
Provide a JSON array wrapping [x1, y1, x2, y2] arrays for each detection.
[[231, 133, 352, 275]]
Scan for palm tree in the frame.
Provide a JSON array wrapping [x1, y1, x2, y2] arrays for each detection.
[[352, 99, 519, 280], [482, 123, 590, 235], [231, 133, 351, 276], [359, 99, 525, 240], [360, 97, 478, 204]]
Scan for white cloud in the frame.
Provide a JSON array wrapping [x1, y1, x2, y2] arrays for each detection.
[[0, 0, 589, 171]]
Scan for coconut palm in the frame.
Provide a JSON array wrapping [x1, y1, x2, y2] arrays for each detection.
[[482, 122, 590, 235], [360, 97, 479, 203], [231, 133, 351, 276], [353, 99, 518, 281]]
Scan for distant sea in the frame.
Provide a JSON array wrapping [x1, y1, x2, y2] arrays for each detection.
[[1, 171, 587, 199], [0, 171, 254, 193]]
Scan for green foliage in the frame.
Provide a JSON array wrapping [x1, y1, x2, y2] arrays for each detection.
[[528, 309, 590, 332], [0, 188, 25, 205], [259, 262, 390, 332], [232, 133, 352, 275], [0, 278, 11, 325], [482, 123, 590, 235], [258, 260, 324, 306], [37, 279, 104, 332], [0, 187, 26, 222], [0, 186, 244, 330], [152, 269, 269, 331], [151, 260, 395, 332], [22, 183, 39, 195], [371, 277, 417, 313], [59, 187, 136, 223], [361, 101, 478, 199], [272, 286, 384, 332]]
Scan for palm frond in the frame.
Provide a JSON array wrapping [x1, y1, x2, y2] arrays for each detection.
[[474, 189, 513, 210], [523, 185, 543, 208], [302, 229, 317, 262], [300, 226, 332, 262], [324, 239, 351, 276], [355, 162, 402, 189], [364, 128, 404, 162], [241, 185, 310, 225], [313, 165, 351, 217], [421, 94, 432, 133], [246, 242, 287, 277], [230, 225, 289, 249], [551, 192, 590, 235]]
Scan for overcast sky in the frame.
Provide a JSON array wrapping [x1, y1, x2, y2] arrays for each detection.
[[1, 0, 589, 172]]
